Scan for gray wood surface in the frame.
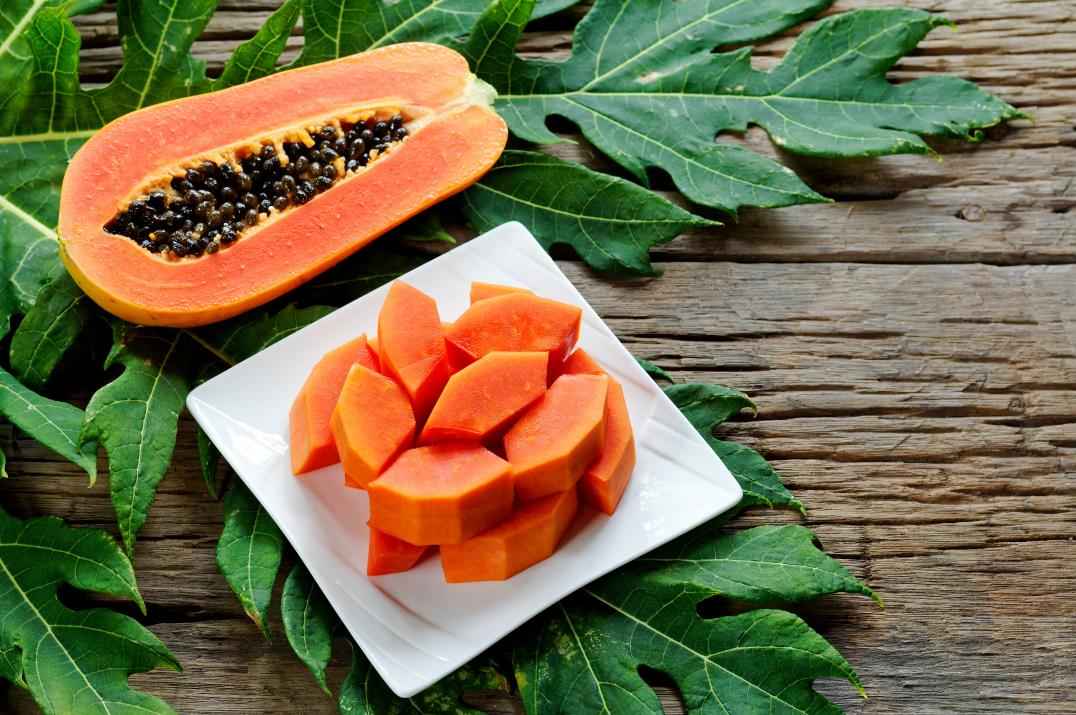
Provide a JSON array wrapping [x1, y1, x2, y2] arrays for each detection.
[[3, 1, 1075, 713]]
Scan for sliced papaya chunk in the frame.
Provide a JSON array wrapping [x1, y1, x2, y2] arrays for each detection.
[[444, 293, 582, 379], [561, 349, 637, 514], [367, 527, 428, 576], [421, 351, 547, 444], [368, 443, 513, 545], [378, 281, 450, 418], [60, 43, 507, 327], [441, 487, 578, 582], [469, 281, 533, 304], [505, 374, 608, 501], [289, 335, 379, 475], [330, 365, 415, 489]]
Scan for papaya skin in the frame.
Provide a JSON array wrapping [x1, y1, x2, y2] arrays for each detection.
[[367, 528, 428, 576], [444, 293, 582, 380], [505, 373, 608, 501], [59, 43, 507, 327], [561, 349, 637, 514], [469, 281, 533, 304], [441, 487, 578, 583], [289, 335, 379, 475], [330, 365, 416, 489], [421, 351, 547, 444], [367, 443, 514, 545]]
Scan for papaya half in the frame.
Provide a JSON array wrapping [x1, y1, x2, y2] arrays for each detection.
[[59, 43, 507, 327]]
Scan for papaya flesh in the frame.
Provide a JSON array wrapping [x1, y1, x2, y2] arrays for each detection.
[[59, 43, 507, 327], [330, 365, 416, 489], [377, 281, 451, 420], [444, 294, 582, 379], [469, 281, 533, 304], [561, 349, 636, 514], [441, 487, 578, 583], [505, 374, 608, 501], [368, 443, 514, 545], [289, 335, 379, 475], [367, 527, 428, 576], [421, 351, 547, 444]]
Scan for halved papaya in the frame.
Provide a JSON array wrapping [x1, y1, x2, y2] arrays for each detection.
[[469, 282, 533, 304], [505, 373, 608, 501], [289, 335, 379, 475], [421, 351, 547, 444], [367, 443, 513, 545], [367, 527, 428, 577], [561, 349, 636, 514], [378, 281, 450, 419], [441, 487, 578, 582], [444, 293, 582, 379], [59, 43, 507, 327], [330, 365, 416, 489]]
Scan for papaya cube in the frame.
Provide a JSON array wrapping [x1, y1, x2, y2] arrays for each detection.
[[377, 281, 449, 418], [421, 351, 548, 444], [289, 335, 379, 475], [505, 373, 608, 501], [561, 349, 636, 514], [441, 487, 578, 582], [469, 281, 533, 304], [367, 527, 428, 576], [444, 293, 582, 380], [368, 444, 514, 545], [330, 365, 415, 489]]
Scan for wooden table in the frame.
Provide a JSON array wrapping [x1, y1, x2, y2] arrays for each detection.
[[4, 1, 1075, 713]]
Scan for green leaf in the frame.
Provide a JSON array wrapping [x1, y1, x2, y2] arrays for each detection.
[[281, 564, 336, 695], [515, 593, 861, 715], [0, 445, 6, 480], [394, 211, 456, 245], [710, 437, 803, 513], [197, 304, 334, 366], [8, 272, 92, 390], [81, 329, 191, 554], [217, 479, 284, 638], [461, 0, 536, 90], [295, 0, 574, 65], [340, 644, 509, 714], [635, 357, 671, 383], [0, 0, 215, 330], [0, 365, 96, 481], [665, 383, 756, 433], [630, 524, 878, 605], [195, 419, 221, 500], [0, 506, 180, 715], [463, 151, 716, 274], [492, 2, 1021, 214], [213, 0, 300, 90]]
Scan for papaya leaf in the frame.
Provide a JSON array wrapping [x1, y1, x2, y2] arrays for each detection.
[[196, 303, 334, 367], [635, 357, 672, 383], [630, 523, 879, 606], [295, 0, 577, 66], [217, 479, 284, 639], [460, 0, 536, 89], [8, 272, 93, 390], [710, 437, 804, 513], [340, 643, 509, 714], [0, 506, 180, 715], [0, 365, 96, 482], [81, 329, 191, 555], [0, 445, 6, 480], [281, 563, 336, 695], [665, 383, 756, 433], [213, 0, 301, 90], [195, 420, 221, 500], [487, 2, 1021, 215], [514, 592, 861, 715], [463, 151, 716, 274]]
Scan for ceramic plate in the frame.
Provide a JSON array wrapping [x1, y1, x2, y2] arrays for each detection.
[[187, 222, 743, 697]]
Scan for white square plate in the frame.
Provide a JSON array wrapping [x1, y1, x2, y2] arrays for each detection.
[[187, 222, 743, 697]]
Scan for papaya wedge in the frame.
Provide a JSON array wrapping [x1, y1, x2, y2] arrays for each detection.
[[330, 365, 416, 489], [367, 528, 428, 576], [59, 43, 507, 327], [378, 281, 451, 419], [469, 281, 533, 303]]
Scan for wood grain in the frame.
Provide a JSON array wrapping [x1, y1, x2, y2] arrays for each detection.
[[3, 1, 1075, 713]]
